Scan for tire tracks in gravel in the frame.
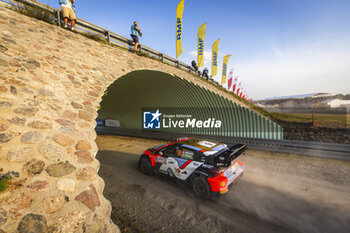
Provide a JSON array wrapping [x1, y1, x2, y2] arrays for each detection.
[[97, 151, 295, 233], [96, 135, 350, 233]]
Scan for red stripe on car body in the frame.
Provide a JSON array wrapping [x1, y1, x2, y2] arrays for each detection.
[[180, 160, 192, 169]]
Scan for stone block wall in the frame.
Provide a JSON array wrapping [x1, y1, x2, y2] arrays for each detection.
[[0, 5, 251, 232]]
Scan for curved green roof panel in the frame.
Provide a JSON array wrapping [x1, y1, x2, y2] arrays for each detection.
[[98, 70, 283, 140]]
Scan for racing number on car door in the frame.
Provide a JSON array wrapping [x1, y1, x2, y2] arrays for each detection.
[[158, 145, 187, 179], [168, 147, 202, 180], [158, 145, 203, 180], [176, 148, 203, 180]]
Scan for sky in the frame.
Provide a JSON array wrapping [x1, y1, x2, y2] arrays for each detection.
[[43, 0, 350, 100]]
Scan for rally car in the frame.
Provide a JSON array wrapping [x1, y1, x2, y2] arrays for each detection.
[[138, 137, 246, 199]]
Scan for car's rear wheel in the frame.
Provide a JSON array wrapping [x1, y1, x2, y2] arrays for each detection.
[[192, 177, 211, 199], [138, 156, 153, 175]]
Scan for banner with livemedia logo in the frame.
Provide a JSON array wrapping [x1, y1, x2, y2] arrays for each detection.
[[142, 108, 223, 131]]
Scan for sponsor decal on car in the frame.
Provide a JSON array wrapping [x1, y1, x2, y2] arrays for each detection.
[[139, 138, 246, 198], [197, 141, 217, 148], [155, 156, 167, 164], [232, 163, 239, 172]]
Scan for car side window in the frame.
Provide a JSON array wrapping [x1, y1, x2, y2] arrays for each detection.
[[181, 148, 194, 160], [161, 145, 178, 157]]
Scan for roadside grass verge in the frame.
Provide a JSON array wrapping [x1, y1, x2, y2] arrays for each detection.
[[80, 32, 109, 44], [270, 112, 349, 128], [10, 0, 56, 25]]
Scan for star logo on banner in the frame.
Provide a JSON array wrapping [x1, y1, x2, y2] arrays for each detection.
[[151, 109, 161, 122]]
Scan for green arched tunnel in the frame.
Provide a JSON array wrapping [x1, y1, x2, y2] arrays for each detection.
[[98, 70, 283, 140]]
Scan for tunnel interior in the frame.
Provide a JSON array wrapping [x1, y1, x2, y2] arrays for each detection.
[[98, 70, 283, 139]]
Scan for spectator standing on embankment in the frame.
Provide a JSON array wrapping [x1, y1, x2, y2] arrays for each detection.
[[59, 0, 76, 31], [191, 60, 198, 74], [131, 21, 142, 53], [202, 67, 209, 80]]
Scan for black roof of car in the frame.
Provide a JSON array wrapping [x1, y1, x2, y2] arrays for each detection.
[[176, 137, 227, 152]]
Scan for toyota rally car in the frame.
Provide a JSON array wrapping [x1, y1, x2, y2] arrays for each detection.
[[138, 137, 246, 199]]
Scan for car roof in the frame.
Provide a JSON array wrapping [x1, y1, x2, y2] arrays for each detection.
[[176, 137, 227, 152]]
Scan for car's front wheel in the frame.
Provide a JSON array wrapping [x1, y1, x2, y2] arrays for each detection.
[[138, 156, 153, 175], [192, 176, 211, 199]]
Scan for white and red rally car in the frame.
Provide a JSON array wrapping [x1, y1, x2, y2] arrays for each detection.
[[138, 137, 246, 199]]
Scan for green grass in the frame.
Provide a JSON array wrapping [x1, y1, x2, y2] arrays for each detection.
[[0, 176, 11, 192], [11, 0, 56, 25], [186, 71, 273, 119], [80, 32, 108, 44], [270, 112, 349, 128]]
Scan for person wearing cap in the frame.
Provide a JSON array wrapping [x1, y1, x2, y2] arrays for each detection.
[[130, 21, 142, 53], [59, 0, 76, 31]]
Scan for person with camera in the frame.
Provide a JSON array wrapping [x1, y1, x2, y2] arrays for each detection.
[[130, 21, 142, 53], [59, 0, 76, 31]]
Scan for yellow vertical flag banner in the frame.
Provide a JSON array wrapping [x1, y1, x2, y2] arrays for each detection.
[[176, 0, 185, 58], [197, 23, 207, 68], [211, 39, 220, 77], [221, 54, 231, 84]]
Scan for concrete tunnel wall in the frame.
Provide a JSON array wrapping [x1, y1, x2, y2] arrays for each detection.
[[0, 5, 280, 233], [98, 70, 283, 139]]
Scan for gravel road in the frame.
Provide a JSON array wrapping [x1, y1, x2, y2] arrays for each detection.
[[96, 135, 350, 233]]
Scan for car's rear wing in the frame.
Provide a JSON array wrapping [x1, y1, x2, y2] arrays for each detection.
[[214, 144, 247, 167], [229, 144, 247, 159]]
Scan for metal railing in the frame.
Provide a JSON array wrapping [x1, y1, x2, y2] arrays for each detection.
[[1, 0, 202, 74], [2, 0, 348, 160], [95, 127, 350, 160]]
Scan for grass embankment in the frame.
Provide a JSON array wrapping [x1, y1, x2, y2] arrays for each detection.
[[271, 113, 349, 128]]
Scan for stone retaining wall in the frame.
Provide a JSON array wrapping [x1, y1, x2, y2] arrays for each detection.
[[281, 122, 350, 144], [0, 5, 256, 232]]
